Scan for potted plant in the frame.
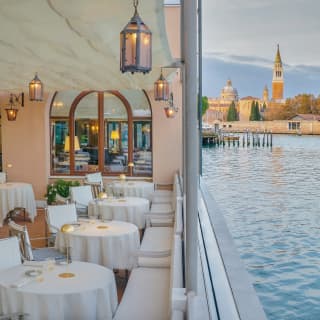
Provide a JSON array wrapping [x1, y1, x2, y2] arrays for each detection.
[[45, 179, 80, 204]]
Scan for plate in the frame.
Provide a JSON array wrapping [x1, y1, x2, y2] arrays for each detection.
[[25, 269, 42, 277]]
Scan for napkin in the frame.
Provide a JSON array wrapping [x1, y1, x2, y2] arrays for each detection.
[[11, 277, 33, 288]]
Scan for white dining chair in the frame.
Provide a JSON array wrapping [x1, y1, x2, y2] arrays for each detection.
[[70, 185, 93, 217], [46, 203, 78, 235], [0, 237, 22, 270], [8, 220, 66, 262], [84, 172, 104, 190]]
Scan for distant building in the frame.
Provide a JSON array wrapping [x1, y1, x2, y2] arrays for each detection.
[[289, 114, 320, 121], [272, 44, 284, 102], [203, 45, 286, 124], [205, 79, 239, 122], [238, 96, 263, 121]]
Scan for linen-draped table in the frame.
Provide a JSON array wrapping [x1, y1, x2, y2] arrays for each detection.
[[55, 220, 140, 270], [88, 197, 150, 229], [0, 261, 118, 320], [110, 181, 154, 201], [0, 182, 36, 226]]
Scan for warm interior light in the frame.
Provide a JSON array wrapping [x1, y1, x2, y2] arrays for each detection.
[[64, 136, 80, 152], [111, 130, 120, 140], [164, 107, 175, 118], [5, 108, 18, 121]]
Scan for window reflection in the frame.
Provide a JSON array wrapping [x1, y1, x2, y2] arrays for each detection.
[[133, 121, 152, 175], [50, 90, 152, 176], [51, 120, 69, 174]]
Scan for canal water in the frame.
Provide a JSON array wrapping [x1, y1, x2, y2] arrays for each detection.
[[202, 134, 320, 320]]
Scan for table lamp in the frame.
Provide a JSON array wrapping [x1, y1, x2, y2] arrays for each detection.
[[58, 224, 75, 278]]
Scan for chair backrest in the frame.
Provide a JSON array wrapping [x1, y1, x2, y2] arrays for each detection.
[[0, 237, 22, 270], [70, 185, 93, 207], [46, 203, 78, 233], [84, 172, 104, 189], [8, 220, 34, 261], [84, 182, 102, 199]]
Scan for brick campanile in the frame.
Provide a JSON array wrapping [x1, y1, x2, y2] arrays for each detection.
[[272, 44, 284, 101]]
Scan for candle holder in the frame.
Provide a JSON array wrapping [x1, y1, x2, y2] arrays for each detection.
[[58, 224, 75, 278]]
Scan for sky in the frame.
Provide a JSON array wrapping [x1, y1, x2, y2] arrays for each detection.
[[201, 0, 320, 99]]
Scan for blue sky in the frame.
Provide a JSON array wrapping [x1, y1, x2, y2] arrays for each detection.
[[201, 0, 320, 99]]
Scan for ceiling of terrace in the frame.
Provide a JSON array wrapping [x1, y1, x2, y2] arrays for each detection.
[[0, 0, 172, 93]]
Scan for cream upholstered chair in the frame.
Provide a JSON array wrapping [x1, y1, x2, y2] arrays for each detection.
[[8, 220, 66, 262], [70, 185, 93, 217], [84, 172, 104, 189], [46, 203, 78, 237], [84, 172, 104, 198], [0, 237, 21, 270]]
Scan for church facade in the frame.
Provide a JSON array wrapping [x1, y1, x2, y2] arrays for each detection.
[[204, 45, 285, 124]]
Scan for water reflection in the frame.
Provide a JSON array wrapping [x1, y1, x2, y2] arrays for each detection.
[[202, 134, 320, 320]]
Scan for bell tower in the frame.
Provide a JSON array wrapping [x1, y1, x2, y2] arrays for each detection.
[[272, 44, 284, 101]]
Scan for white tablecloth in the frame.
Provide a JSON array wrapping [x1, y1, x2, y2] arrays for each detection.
[[0, 261, 118, 320], [111, 181, 154, 200], [0, 182, 36, 225], [56, 220, 140, 270], [88, 197, 150, 229]]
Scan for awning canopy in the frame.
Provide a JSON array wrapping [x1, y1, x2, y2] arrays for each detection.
[[0, 0, 172, 92]]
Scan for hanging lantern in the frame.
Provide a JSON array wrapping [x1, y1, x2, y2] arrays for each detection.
[[4, 93, 24, 121], [164, 93, 178, 118], [5, 108, 18, 121], [154, 69, 169, 101], [29, 73, 43, 101], [120, 0, 152, 74]]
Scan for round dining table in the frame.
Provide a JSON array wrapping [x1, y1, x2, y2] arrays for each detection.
[[0, 261, 118, 320], [0, 182, 36, 226], [110, 181, 154, 200], [55, 220, 140, 270], [88, 196, 150, 229]]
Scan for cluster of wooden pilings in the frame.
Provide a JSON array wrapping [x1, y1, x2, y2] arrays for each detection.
[[202, 131, 273, 148]]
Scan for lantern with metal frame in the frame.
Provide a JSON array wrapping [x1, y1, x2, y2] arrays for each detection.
[[120, 0, 152, 74], [164, 93, 178, 118], [5, 93, 24, 121], [29, 72, 43, 101], [154, 68, 169, 101]]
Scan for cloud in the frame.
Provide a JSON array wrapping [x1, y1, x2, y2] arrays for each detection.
[[203, 51, 273, 69]]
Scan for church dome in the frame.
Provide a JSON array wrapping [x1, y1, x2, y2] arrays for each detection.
[[220, 79, 239, 101]]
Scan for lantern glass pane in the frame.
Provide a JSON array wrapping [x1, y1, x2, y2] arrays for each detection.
[[29, 79, 43, 101], [140, 33, 151, 69]]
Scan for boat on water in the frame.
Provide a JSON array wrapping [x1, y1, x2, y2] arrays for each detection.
[[0, 1, 266, 320]]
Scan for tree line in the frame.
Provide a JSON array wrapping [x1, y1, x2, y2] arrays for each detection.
[[274, 94, 320, 120], [226, 100, 262, 121]]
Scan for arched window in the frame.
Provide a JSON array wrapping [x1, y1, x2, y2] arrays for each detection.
[[50, 90, 152, 177]]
